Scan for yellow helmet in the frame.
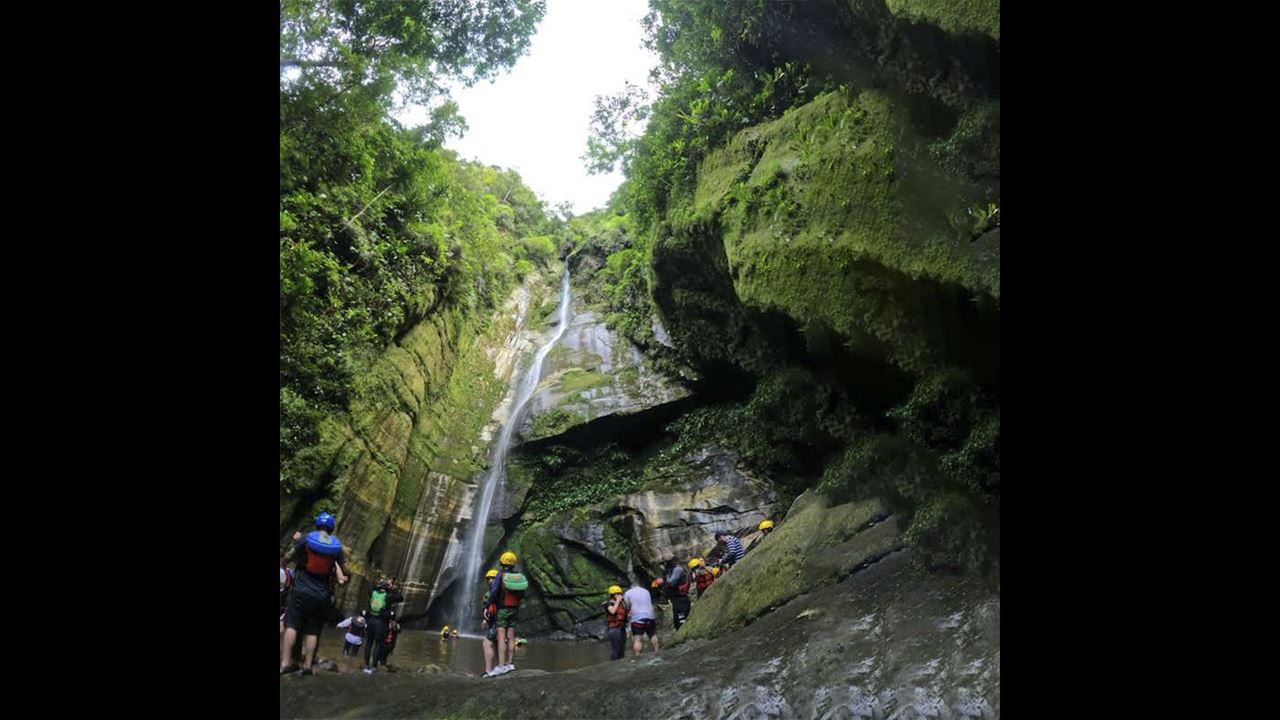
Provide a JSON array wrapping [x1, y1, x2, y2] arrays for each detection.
[[710, 567, 720, 577], [607, 585, 623, 595], [688, 557, 702, 569], [759, 520, 774, 531], [442, 625, 450, 633], [485, 569, 499, 579], [500, 551, 518, 566]]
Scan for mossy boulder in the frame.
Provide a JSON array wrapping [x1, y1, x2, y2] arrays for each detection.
[[498, 511, 632, 638], [655, 89, 999, 382], [674, 490, 902, 643]]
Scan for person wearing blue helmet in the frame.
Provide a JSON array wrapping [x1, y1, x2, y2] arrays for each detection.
[[280, 511, 348, 676]]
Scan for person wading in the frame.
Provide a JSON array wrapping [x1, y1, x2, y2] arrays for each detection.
[[604, 585, 628, 660], [280, 512, 348, 676], [623, 578, 659, 656], [363, 577, 403, 674], [480, 569, 500, 677]]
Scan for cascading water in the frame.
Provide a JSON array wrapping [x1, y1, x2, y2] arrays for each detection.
[[451, 268, 572, 631]]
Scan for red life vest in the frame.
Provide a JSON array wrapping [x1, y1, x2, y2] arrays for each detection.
[[301, 531, 342, 578], [695, 570, 714, 595], [605, 599, 628, 629], [497, 572, 523, 608]]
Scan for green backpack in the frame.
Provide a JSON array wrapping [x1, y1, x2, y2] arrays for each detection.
[[370, 589, 387, 614], [501, 572, 528, 591]]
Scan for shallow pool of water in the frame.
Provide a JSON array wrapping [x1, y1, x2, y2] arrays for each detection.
[[310, 629, 613, 676]]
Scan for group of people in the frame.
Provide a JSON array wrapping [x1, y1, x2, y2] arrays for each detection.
[[279, 512, 777, 677], [279, 511, 405, 676], [601, 519, 775, 661]]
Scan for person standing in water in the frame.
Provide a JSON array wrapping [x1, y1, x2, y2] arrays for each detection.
[[487, 551, 527, 675], [280, 512, 348, 676], [479, 569, 501, 676], [337, 613, 368, 657], [623, 578, 658, 656], [604, 585, 629, 660], [374, 611, 401, 667], [363, 577, 404, 674]]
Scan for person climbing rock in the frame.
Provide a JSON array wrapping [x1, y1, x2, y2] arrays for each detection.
[[337, 614, 368, 657], [480, 569, 500, 677], [689, 557, 716, 598], [624, 578, 659, 656], [664, 558, 692, 631], [363, 577, 404, 674], [604, 584, 629, 660], [280, 512, 348, 676], [747, 520, 775, 553], [487, 551, 527, 675], [715, 531, 745, 572], [374, 611, 400, 668]]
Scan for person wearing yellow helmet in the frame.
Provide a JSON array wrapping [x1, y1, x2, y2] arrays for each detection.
[[480, 568, 500, 676], [440, 625, 451, 638], [485, 551, 526, 676], [690, 557, 716, 598], [747, 519, 775, 554], [604, 584, 628, 660]]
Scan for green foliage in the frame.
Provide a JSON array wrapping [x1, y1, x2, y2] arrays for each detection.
[[527, 407, 585, 439], [280, 0, 559, 491], [518, 235, 558, 268], [516, 445, 646, 522], [280, 0, 547, 105]]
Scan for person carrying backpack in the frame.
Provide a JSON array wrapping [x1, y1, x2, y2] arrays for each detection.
[[485, 551, 526, 676], [664, 558, 692, 631], [363, 577, 404, 674]]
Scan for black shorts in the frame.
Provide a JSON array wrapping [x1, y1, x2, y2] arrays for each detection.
[[285, 590, 330, 636], [630, 619, 656, 637]]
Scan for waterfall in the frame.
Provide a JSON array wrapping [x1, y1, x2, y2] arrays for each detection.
[[451, 268, 572, 630]]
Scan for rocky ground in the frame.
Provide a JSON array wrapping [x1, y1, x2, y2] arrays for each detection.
[[280, 548, 999, 719]]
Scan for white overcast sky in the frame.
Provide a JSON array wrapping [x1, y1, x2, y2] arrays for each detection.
[[396, 0, 657, 215]]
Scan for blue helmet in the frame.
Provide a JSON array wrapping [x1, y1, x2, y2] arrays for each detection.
[[315, 512, 336, 531]]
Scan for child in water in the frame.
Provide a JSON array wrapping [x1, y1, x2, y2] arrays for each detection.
[[337, 613, 368, 656]]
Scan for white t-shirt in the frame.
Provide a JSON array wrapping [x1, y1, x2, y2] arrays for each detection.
[[337, 617, 365, 645], [623, 586, 654, 621]]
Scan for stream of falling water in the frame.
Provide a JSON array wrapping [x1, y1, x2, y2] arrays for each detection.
[[451, 268, 571, 631]]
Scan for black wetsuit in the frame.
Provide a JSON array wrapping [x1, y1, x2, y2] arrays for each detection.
[[364, 588, 404, 668], [665, 565, 691, 630]]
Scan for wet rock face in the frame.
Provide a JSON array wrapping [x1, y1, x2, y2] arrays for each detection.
[[494, 447, 776, 640], [520, 299, 688, 442], [674, 489, 901, 642], [280, 552, 1000, 720], [611, 447, 777, 571]]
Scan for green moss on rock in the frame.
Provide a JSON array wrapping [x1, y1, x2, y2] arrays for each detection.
[[674, 492, 900, 643], [886, 0, 1001, 41]]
